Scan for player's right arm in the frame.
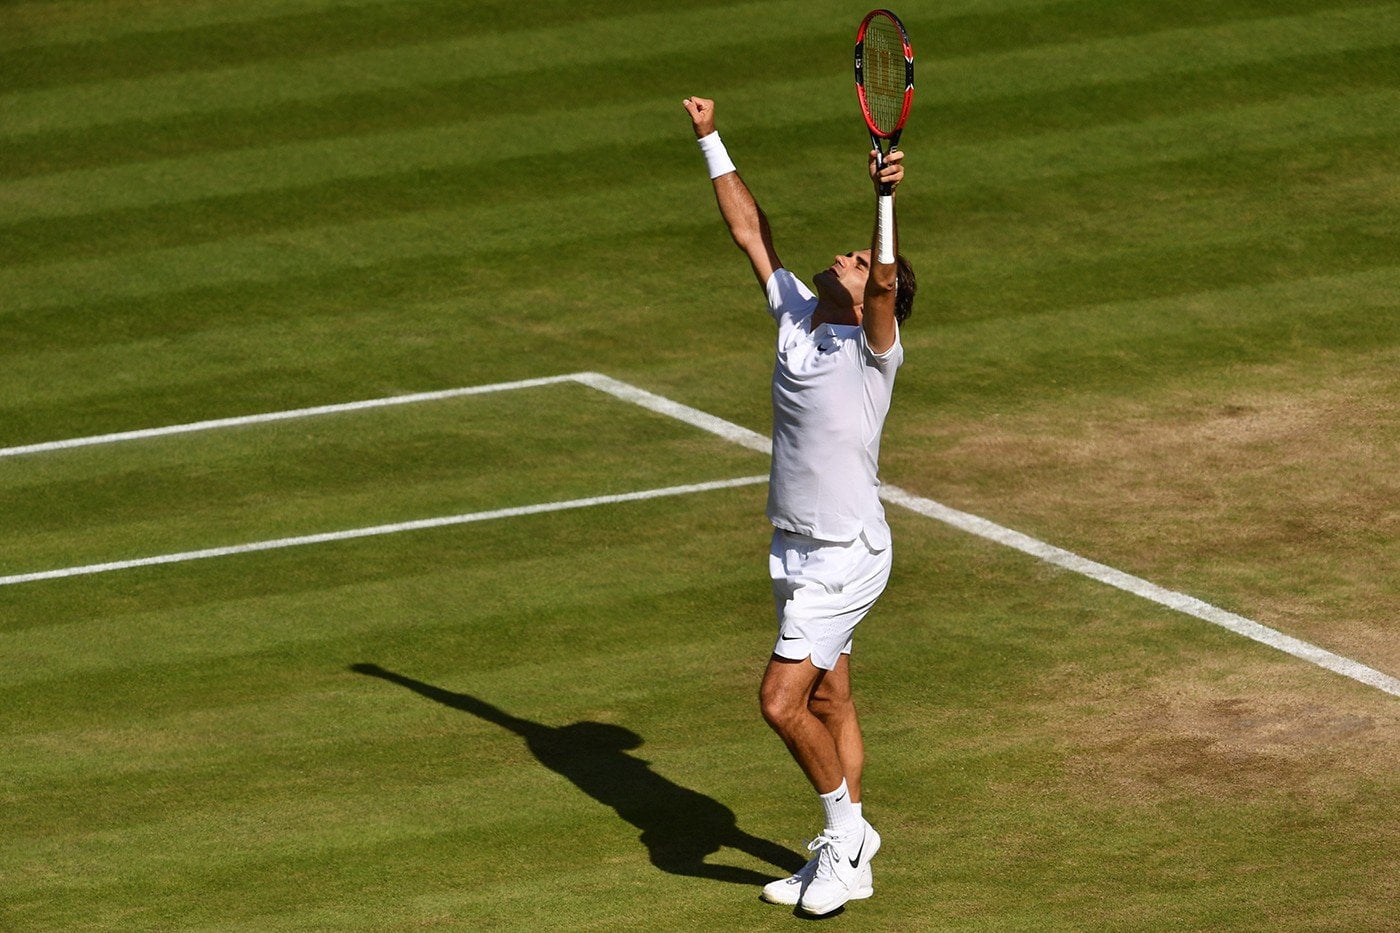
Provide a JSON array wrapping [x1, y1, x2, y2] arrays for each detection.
[[683, 96, 781, 289]]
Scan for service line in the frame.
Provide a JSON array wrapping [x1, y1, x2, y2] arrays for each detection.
[[0, 374, 579, 458], [0, 476, 768, 586]]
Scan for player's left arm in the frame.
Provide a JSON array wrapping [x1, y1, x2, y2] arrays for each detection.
[[861, 149, 904, 354]]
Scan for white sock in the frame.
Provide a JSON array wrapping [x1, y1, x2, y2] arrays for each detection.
[[853, 801, 864, 824], [819, 779, 861, 836]]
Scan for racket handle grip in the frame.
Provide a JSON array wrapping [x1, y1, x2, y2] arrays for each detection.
[[876, 194, 895, 263]]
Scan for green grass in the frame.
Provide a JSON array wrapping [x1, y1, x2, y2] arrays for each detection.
[[2, 0, 1398, 928]]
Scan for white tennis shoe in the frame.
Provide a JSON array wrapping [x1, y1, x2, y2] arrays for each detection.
[[797, 821, 881, 916], [760, 850, 873, 906]]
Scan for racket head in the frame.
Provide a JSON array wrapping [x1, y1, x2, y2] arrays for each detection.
[[854, 9, 914, 139]]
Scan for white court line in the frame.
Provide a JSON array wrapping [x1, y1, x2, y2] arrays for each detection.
[[0, 374, 579, 458], [0, 475, 767, 586], [571, 372, 1400, 699], [878, 486, 1400, 698], [573, 372, 770, 455], [5, 371, 1396, 698]]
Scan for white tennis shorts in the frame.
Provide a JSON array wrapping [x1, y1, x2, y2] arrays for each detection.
[[769, 528, 892, 671]]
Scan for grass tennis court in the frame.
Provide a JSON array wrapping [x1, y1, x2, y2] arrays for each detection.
[[2, 0, 1397, 928]]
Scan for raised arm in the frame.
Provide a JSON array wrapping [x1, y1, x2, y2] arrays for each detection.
[[861, 149, 904, 354], [350, 663, 545, 740], [683, 96, 781, 289]]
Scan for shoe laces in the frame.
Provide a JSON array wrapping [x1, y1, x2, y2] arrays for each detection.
[[806, 832, 844, 882]]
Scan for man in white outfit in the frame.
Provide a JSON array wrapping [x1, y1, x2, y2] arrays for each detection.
[[683, 96, 915, 916]]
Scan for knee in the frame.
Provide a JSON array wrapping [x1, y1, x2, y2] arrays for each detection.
[[759, 682, 805, 734]]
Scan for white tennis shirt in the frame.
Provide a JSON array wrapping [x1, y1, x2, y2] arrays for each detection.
[[765, 268, 904, 550]]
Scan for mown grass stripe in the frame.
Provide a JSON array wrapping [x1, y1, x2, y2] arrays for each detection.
[[1, 2, 1392, 140], [2, 0, 1352, 94], [1, 89, 1393, 315], [0, 203, 1388, 443], [11, 22, 1390, 184], [0, 0, 843, 138], [933, 265, 1400, 348], [2, 0, 1048, 52], [0, 177, 699, 315], [4, 258, 1386, 444], [911, 265, 1400, 408], [0, 503, 771, 685], [932, 2, 1398, 94], [5, 152, 1388, 406], [0, 0, 741, 73], [6, 123, 1393, 276], [4, 28, 1395, 223], [0, 540, 763, 698], [0, 0, 433, 52]]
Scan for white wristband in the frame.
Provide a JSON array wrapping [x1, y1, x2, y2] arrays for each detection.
[[696, 131, 737, 179], [876, 195, 895, 264]]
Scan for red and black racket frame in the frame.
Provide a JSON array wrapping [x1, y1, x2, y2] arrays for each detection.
[[854, 9, 914, 195]]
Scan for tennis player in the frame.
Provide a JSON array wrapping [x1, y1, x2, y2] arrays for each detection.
[[683, 96, 914, 915]]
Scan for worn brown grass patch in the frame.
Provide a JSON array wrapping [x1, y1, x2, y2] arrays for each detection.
[[889, 346, 1400, 673], [1040, 654, 1400, 804]]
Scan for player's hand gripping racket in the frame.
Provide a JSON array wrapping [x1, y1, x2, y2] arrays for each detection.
[[854, 9, 914, 195]]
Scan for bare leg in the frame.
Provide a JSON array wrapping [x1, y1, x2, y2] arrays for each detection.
[[808, 654, 865, 803], [759, 656, 845, 793]]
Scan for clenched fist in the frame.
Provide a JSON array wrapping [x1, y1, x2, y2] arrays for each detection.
[[682, 96, 717, 138]]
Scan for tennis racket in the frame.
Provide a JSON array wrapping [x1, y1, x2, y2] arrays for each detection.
[[854, 9, 914, 195]]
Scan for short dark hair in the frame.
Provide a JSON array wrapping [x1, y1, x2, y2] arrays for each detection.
[[894, 254, 916, 324]]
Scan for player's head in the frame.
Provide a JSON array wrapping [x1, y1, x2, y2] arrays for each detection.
[[814, 250, 917, 323], [813, 250, 870, 312], [558, 721, 643, 751], [892, 253, 916, 323]]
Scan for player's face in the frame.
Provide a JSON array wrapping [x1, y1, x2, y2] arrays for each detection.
[[815, 250, 871, 307]]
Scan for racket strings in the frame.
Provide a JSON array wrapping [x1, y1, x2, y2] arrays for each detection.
[[862, 18, 906, 134]]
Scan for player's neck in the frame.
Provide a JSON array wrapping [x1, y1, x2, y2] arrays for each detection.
[[811, 298, 862, 330]]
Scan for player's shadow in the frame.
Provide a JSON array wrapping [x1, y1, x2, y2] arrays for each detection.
[[350, 663, 806, 886]]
